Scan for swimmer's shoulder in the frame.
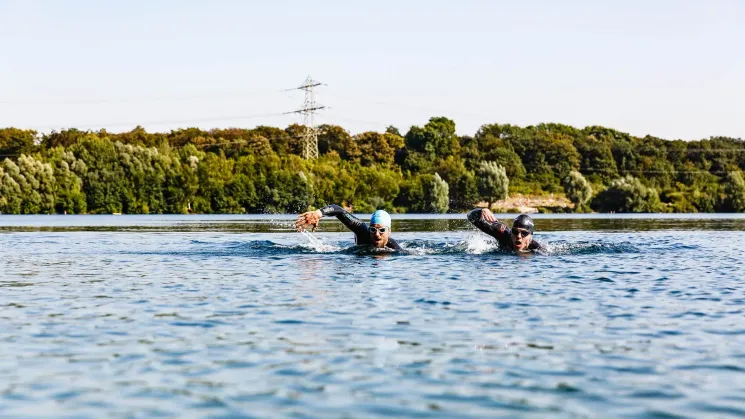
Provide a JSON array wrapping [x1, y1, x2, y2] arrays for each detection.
[[386, 237, 402, 251], [529, 240, 548, 253]]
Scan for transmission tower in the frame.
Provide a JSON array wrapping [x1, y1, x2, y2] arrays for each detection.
[[286, 76, 326, 159]]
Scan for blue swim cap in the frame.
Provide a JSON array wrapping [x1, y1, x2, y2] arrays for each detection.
[[370, 210, 392, 229]]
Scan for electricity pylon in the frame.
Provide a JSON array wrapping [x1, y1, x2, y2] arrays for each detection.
[[286, 76, 326, 159]]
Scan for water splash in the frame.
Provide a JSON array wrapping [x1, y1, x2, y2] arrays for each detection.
[[542, 241, 641, 255], [298, 231, 342, 253], [400, 237, 494, 256], [128, 238, 648, 258], [464, 234, 496, 254], [394, 239, 439, 256]]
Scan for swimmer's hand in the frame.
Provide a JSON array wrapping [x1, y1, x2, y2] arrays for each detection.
[[295, 209, 323, 232], [481, 208, 506, 233], [480, 208, 497, 223]]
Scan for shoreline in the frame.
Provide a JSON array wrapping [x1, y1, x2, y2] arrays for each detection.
[[476, 194, 573, 214]]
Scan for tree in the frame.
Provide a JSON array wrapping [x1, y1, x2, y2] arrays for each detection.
[[573, 134, 618, 183], [0, 128, 37, 156], [429, 173, 449, 213], [398, 117, 460, 172], [48, 149, 87, 214], [385, 126, 401, 136], [69, 137, 128, 214], [317, 125, 360, 161], [393, 173, 449, 213], [0, 155, 56, 214], [592, 175, 661, 213], [722, 171, 745, 212], [41, 128, 89, 149], [404, 117, 460, 158], [1, 117, 743, 215], [563, 170, 593, 211], [0, 161, 22, 214], [477, 161, 509, 208], [353, 166, 402, 212], [472, 124, 526, 178], [194, 152, 242, 213], [432, 157, 478, 211], [253, 125, 299, 156], [355, 132, 400, 167]]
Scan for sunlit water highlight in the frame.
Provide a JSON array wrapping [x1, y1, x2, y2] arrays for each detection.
[[1, 214, 744, 417]]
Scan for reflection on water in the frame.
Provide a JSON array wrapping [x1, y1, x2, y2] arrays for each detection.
[[0, 215, 744, 417]]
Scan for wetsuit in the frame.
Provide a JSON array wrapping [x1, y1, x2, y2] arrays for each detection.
[[467, 208, 542, 252], [319, 204, 402, 251]]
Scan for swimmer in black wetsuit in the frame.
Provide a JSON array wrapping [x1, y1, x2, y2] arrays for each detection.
[[467, 207, 543, 253], [295, 205, 402, 251]]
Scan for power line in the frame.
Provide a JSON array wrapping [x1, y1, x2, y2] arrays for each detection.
[[285, 76, 326, 159], [192, 134, 304, 148], [529, 164, 739, 176], [584, 168, 733, 175], [666, 149, 745, 153], [320, 113, 388, 129], [323, 90, 498, 121], [13, 112, 291, 132], [0, 88, 290, 106]]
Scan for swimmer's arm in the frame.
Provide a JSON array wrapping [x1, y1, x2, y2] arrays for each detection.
[[318, 204, 368, 236], [386, 237, 402, 251], [466, 208, 508, 240], [529, 240, 544, 251]]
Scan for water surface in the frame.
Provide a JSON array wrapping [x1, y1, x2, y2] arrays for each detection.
[[1, 214, 744, 417]]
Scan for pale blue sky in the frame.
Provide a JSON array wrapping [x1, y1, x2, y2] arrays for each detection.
[[0, 0, 743, 140]]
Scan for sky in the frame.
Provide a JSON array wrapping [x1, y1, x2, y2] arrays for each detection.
[[0, 0, 743, 140]]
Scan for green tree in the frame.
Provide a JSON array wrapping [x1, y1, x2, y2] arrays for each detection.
[[355, 131, 403, 167], [394, 173, 448, 213], [398, 117, 460, 172], [432, 157, 478, 211], [573, 134, 618, 183], [429, 173, 450, 213], [563, 170, 593, 211], [722, 171, 745, 212], [471, 126, 526, 178], [194, 152, 242, 213], [41, 128, 89, 149], [253, 126, 299, 156], [0, 155, 56, 214], [477, 161, 509, 208], [69, 136, 128, 214], [404, 117, 460, 158], [48, 148, 87, 214], [0, 161, 22, 213], [318, 125, 360, 162], [0, 128, 37, 156], [2, 117, 743, 215], [592, 175, 661, 213]]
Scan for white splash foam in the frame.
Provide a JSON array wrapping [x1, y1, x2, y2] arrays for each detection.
[[465, 233, 495, 254], [400, 243, 436, 256], [298, 231, 342, 253]]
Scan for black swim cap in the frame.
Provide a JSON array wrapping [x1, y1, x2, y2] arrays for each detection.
[[512, 214, 535, 233]]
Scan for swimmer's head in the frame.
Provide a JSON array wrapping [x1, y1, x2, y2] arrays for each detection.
[[370, 210, 392, 229], [511, 214, 534, 252], [369, 209, 391, 247]]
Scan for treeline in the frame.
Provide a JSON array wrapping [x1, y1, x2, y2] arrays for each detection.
[[1, 118, 745, 214]]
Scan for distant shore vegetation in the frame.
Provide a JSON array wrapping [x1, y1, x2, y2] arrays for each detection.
[[1, 118, 744, 214]]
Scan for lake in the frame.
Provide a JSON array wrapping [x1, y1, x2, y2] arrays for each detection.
[[1, 214, 744, 417]]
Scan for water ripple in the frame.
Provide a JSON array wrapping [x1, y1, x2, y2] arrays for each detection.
[[0, 219, 744, 417]]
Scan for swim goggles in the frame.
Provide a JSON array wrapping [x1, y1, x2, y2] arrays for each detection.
[[368, 226, 388, 234], [511, 228, 532, 238]]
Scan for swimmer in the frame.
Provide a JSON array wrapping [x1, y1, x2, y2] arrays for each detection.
[[296, 205, 402, 251], [467, 207, 543, 252]]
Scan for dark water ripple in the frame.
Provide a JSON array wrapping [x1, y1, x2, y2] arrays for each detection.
[[1, 216, 744, 417]]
